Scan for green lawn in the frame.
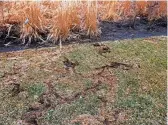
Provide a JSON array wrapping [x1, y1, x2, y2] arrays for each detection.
[[0, 36, 167, 125]]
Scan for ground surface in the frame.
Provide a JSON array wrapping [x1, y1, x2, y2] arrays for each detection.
[[0, 20, 167, 52], [0, 36, 167, 125], [100, 20, 167, 41]]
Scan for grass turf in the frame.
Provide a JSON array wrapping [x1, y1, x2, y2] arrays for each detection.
[[0, 36, 167, 125]]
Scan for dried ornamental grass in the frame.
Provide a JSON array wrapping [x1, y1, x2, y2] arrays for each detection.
[[48, 3, 72, 44], [147, 1, 167, 21], [100, 1, 118, 21], [19, 2, 46, 44], [83, 1, 100, 37], [0, 2, 4, 25], [0, 1, 167, 46]]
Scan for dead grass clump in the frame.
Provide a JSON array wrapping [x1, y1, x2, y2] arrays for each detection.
[[101, 1, 167, 22], [147, 1, 167, 22], [0, 2, 4, 25], [82, 1, 100, 37], [136, 1, 148, 16], [48, 4, 72, 44], [0, 1, 167, 46], [71, 114, 102, 125], [100, 1, 121, 22], [19, 2, 47, 45]]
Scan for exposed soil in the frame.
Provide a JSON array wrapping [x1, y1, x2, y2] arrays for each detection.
[[100, 19, 167, 41], [0, 18, 167, 52], [95, 62, 133, 71]]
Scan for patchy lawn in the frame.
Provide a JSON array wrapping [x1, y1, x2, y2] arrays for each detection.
[[0, 36, 167, 125]]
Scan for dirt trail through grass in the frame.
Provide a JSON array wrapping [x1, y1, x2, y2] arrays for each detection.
[[0, 36, 167, 125]]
